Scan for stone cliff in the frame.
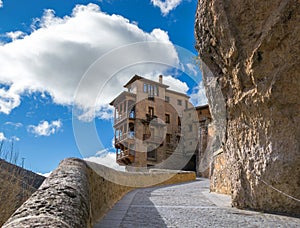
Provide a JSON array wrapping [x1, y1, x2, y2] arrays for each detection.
[[195, 0, 300, 215]]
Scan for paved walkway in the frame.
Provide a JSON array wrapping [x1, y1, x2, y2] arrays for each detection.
[[95, 178, 300, 227]]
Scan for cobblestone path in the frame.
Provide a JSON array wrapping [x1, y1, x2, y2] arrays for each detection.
[[95, 178, 300, 227]]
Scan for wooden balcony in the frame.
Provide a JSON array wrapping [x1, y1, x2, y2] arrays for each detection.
[[114, 111, 136, 126], [116, 149, 135, 165], [115, 132, 135, 148]]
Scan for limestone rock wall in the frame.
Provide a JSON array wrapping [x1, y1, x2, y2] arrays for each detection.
[[195, 0, 300, 215], [3, 158, 195, 227], [210, 150, 231, 195]]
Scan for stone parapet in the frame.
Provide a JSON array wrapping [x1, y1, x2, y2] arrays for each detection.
[[3, 158, 195, 227]]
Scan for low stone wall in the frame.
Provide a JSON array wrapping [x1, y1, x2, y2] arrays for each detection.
[[210, 150, 231, 195], [3, 158, 196, 228], [0, 159, 45, 227]]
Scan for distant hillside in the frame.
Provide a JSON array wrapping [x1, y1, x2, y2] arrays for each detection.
[[0, 159, 45, 226]]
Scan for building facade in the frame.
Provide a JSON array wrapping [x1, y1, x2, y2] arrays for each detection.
[[110, 75, 211, 173], [183, 105, 212, 176]]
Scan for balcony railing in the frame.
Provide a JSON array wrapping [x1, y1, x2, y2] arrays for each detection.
[[115, 111, 136, 124], [115, 131, 135, 143], [116, 149, 135, 165]]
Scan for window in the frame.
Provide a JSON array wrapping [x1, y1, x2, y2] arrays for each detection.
[[189, 141, 193, 146], [177, 99, 182, 106], [144, 83, 159, 96], [115, 130, 120, 139], [189, 125, 192, 132], [154, 85, 159, 96], [148, 84, 152, 94], [147, 146, 157, 160], [165, 114, 170, 123], [165, 96, 170, 103], [185, 100, 188, 109], [143, 83, 148, 93], [148, 107, 154, 116], [166, 134, 171, 144], [178, 116, 181, 126]]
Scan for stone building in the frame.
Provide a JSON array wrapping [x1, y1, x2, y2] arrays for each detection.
[[110, 75, 211, 173], [182, 105, 212, 176]]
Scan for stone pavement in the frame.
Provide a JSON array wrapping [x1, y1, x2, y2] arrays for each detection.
[[95, 178, 300, 227]]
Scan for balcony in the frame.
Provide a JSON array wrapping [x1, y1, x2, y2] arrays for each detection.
[[117, 149, 135, 165], [115, 131, 135, 146], [114, 111, 136, 125]]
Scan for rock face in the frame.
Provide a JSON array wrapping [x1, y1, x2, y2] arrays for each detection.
[[195, 0, 300, 215]]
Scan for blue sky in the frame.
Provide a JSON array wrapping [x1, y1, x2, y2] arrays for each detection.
[[0, 0, 207, 174]]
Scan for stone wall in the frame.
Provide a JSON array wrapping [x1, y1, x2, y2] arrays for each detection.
[[0, 159, 45, 227], [3, 158, 195, 227], [195, 0, 300, 215]]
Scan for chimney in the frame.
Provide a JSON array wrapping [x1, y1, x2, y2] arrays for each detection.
[[159, 75, 163, 84]]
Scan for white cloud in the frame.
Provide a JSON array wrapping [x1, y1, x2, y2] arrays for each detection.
[[0, 3, 179, 120], [164, 75, 189, 93], [186, 63, 198, 76], [189, 81, 208, 106], [84, 150, 125, 171], [27, 120, 62, 137], [0, 0, 3, 8], [6, 31, 26, 41], [145, 73, 189, 93], [151, 0, 182, 16], [0, 132, 6, 141], [37, 171, 52, 177], [4, 121, 23, 128], [0, 87, 21, 114]]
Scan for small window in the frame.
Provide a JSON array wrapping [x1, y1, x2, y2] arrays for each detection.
[[189, 141, 193, 146], [185, 100, 188, 109], [165, 114, 170, 124], [178, 116, 181, 126], [177, 99, 182, 106], [189, 125, 192, 132], [166, 134, 171, 143], [148, 84, 152, 94], [165, 96, 170, 103], [148, 107, 154, 116], [154, 85, 159, 96], [143, 83, 148, 93], [147, 146, 157, 160]]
